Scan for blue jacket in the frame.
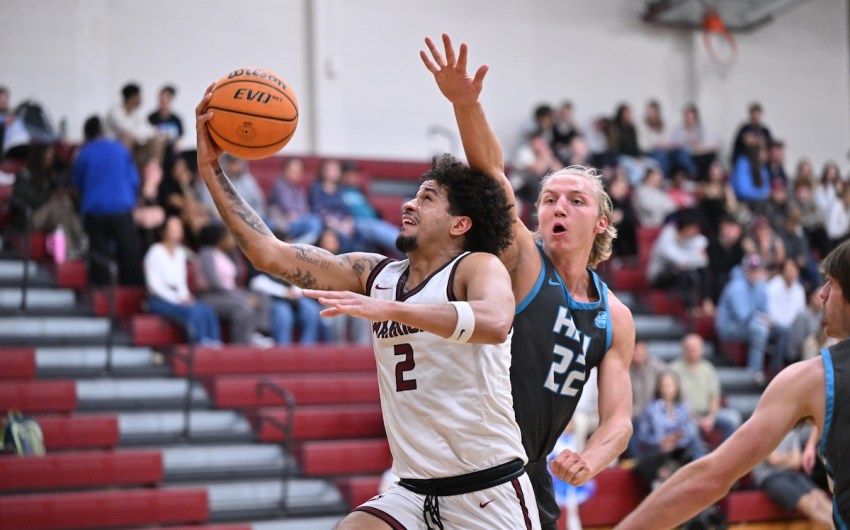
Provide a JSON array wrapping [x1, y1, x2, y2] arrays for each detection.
[[715, 266, 768, 329], [72, 139, 139, 215], [730, 155, 771, 202]]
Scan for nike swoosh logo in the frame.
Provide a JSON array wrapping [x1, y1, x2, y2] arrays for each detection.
[[479, 499, 494, 508], [548, 278, 560, 286], [458, 329, 466, 339], [375, 285, 392, 290]]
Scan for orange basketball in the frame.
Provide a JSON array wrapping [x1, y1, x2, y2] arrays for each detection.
[[207, 67, 298, 160]]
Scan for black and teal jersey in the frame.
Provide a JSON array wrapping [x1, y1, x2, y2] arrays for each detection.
[[819, 340, 850, 529], [511, 242, 613, 463]]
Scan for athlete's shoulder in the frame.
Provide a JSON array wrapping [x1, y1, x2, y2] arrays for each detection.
[[605, 291, 636, 352]]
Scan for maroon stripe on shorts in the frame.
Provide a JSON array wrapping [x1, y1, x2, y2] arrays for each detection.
[[355, 506, 408, 530], [511, 477, 534, 530]]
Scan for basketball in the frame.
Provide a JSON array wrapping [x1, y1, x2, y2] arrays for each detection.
[[206, 67, 298, 160]]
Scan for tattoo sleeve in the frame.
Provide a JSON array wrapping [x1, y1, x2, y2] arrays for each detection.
[[213, 167, 273, 254]]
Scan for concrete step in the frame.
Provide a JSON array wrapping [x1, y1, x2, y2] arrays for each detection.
[[118, 410, 254, 445], [162, 444, 297, 482], [0, 316, 111, 345], [645, 340, 716, 363], [717, 367, 764, 394], [36, 346, 167, 377], [193, 478, 347, 520], [77, 378, 211, 411], [252, 516, 343, 530], [633, 314, 685, 340], [0, 287, 76, 309], [0, 260, 41, 280]]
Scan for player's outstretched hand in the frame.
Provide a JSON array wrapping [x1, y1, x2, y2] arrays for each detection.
[[303, 289, 389, 322], [195, 82, 222, 166], [420, 33, 489, 107], [549, 448, 592, 486]]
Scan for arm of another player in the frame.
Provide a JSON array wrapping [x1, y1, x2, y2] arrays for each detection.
[[304, 252, 515, 344], [195, 86, 382, 293], [550, 294, 635, 485], [420, 34, 533, 265], [615, 357, 826, 530]]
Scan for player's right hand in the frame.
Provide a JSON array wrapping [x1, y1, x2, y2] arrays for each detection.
[[195, 82, 223, 166], [420, 33, 489, 107]]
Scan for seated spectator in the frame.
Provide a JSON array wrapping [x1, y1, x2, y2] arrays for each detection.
[[668, 103, 717, 180], [639, 99, 696, 178], [551, 100, 580, 163], [752, 427, 833, 527], [696, 160, 740, 237], [670, 334, 742, 444], [607, 172, 638, 263], [790, 287, 827, 361], [777, 207, 821, 290], [586, 115, 618, 175], [730, 102, 772, 167], [706, 215, 745, 303], [143, 216, 220, 345], [628, 340, 668, 457], [509, 130, 561, 215], [633, 167, 677, 228], [339, 161, 401, 255], [72, 115, 145, 286], [561, 133, 593, 167], [715, 254, 784, 383], [646, 208, 713, 315], [765, 258, 804, 368], [730, 139, 771, 212], [634, 371, 706, 489], [308, 159, 358, 253], [609, 103, 660, 185], [11, 142, 87, 260], [267, 158, 324, 245], [247, 266, 325, 346], [825, 182, 850, 248], [814, 161, 842, 218], [765, 139, 788, 186], [667, 167, 698, 210], [105, 83, 164, 165], [198, 154, 267, 223], [790, 174, 831, 260], [147, 84, 183, 155], [158, 152, 210, 246], [764, 179, 790, 232], [132, 152, 166, 252], [194, 224, 268, 345], [314, 228, 371, 345], [742, 215, 786, 275]]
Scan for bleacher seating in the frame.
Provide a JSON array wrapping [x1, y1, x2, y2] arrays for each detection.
[[37, 414, 120, 450]]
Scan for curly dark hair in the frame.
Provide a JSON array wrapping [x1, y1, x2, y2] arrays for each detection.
[[420, 154, 514, 255]]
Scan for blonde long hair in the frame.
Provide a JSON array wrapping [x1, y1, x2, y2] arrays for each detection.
[[534, 165, 617, 268]]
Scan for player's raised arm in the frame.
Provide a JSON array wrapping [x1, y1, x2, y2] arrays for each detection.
[[421, 34, 514, 212], [195, 84, 382, 293], [306, 252, 515, 344]]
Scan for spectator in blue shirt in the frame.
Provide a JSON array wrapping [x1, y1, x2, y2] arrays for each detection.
[[72, 115, 144, 285], [730, 138, 771, 211]]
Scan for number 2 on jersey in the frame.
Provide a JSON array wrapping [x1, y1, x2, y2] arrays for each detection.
[[394, 343, 417, 392], [544, 344, 586, 396]]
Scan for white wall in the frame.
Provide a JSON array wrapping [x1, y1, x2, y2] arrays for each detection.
[[2, 0, 848, 172]]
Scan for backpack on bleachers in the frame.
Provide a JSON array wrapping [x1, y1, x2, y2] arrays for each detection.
[[1, 410, 46, 455]]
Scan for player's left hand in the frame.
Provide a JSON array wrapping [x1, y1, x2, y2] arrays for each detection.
[[303, 289, 389, 322], [549, 448, 592, 486]]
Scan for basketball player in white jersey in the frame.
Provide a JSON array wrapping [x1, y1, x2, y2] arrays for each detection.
[[195, 85, 541, 530]]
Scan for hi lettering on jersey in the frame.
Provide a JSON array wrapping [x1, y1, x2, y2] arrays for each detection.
[[372, 320, 423, 340], [543, 305, 590, 397]]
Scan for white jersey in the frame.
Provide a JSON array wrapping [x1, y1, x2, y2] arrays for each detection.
[[366, 253, 526, 480]]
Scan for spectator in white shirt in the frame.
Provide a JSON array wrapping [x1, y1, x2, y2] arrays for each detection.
[[766, 259, 806, 368], [826, 183, 850, 248], [143, 216, 221, 345], [106, 83, 165, 166]]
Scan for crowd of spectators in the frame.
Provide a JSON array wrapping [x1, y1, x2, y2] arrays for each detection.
[[3, 82, 399, 346]]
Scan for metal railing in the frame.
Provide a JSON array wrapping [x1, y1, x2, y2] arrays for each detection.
[[9, 197, 33, 314], [87, 252, 118, 374], [256, 378, 297, 516]]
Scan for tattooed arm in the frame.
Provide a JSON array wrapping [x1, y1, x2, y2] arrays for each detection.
[[194, 84, 383, 294]]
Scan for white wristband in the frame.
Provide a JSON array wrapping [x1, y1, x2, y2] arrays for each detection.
[[447, 301, 475, 343]]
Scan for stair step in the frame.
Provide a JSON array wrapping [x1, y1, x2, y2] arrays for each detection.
[[0, 316, 111, 345], [633, 314, 685, 340], [0, 287, 76, 309], [118, 410, 254, 444], [77, 378, 211, 411], [192, 478, 346, 520], [162, 444, 296, 481], [36, 346, 166, 377], [252, 516, 343, 530]]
